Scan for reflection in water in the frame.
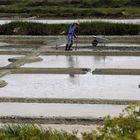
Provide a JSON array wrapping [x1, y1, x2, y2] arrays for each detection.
[[93, 56, 106, 64], [68, 56, 75, 68], [69, 75, 80, 85], [1, 74, 139, 100], [66, 56, 80, 85], [23, 55, 140, 69]]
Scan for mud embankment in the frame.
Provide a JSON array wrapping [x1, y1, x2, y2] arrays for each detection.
[[93, 68, 140, 75], [0, 35, 140, 45], [0, 80, 7, 88], [1, 50, 140, 56], [11, 68, 90, 74], [0, 116, 103, 125], [0, 97, 138, 105]]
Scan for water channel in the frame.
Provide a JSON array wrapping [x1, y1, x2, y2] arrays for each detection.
[[23, 55, 140, 69], [0, 19, 140, 25], [0, 74, 139, 100], [0, 103, 126, 118]]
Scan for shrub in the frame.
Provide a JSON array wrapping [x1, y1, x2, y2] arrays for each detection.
[[82, 105, 140, 140]]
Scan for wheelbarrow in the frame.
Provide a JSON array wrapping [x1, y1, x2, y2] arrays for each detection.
[[92, 35, 107, 47]]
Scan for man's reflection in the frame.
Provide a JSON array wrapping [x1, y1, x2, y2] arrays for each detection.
[[68, 55, 75, 77], [67, 55, 79, 85]]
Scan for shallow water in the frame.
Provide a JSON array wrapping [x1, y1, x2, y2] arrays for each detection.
[[0, 19, 140, 25], [0, 103, 126, 117], [23, 55, 140, 69], [0, 48, 34, 51], [1, 74, 140, 100], [60, 43, 140, 48], [0, 55, 23, 67], [0, 42, 10, 46]]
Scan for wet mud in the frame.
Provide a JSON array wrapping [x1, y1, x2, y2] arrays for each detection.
[[0, 116, 103, 125]]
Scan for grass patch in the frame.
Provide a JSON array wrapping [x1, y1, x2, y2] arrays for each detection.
[[0, 21, 140, 35], [0, 0, 139, 18], [0, 7, 140, 18], [82, 105, 140, 140], [0, 124, 78, 140]]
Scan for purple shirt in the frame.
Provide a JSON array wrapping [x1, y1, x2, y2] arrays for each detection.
[[68, 23, 77, 37]]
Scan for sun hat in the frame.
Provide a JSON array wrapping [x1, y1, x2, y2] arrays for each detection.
[[75, 21, 80, 25]]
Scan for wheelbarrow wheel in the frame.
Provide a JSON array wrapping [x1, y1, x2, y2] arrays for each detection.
[[92, 39, 98, 47]]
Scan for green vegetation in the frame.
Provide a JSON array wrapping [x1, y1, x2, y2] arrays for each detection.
[[0, 106, 139, 140], [0, 124, 78, 140], [0, 21, 140, 35], [82, 106, 140, 140], [0, 0, 139, 18]]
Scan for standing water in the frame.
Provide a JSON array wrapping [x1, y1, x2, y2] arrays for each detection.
[[0, 19, 140, 25], [0, 74, 140, 100]]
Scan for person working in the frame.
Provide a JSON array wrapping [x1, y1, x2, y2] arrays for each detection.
[[65, 22, 79, 51]]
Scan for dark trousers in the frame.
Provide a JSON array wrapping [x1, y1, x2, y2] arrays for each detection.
[[65, 34, 74, 50]]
